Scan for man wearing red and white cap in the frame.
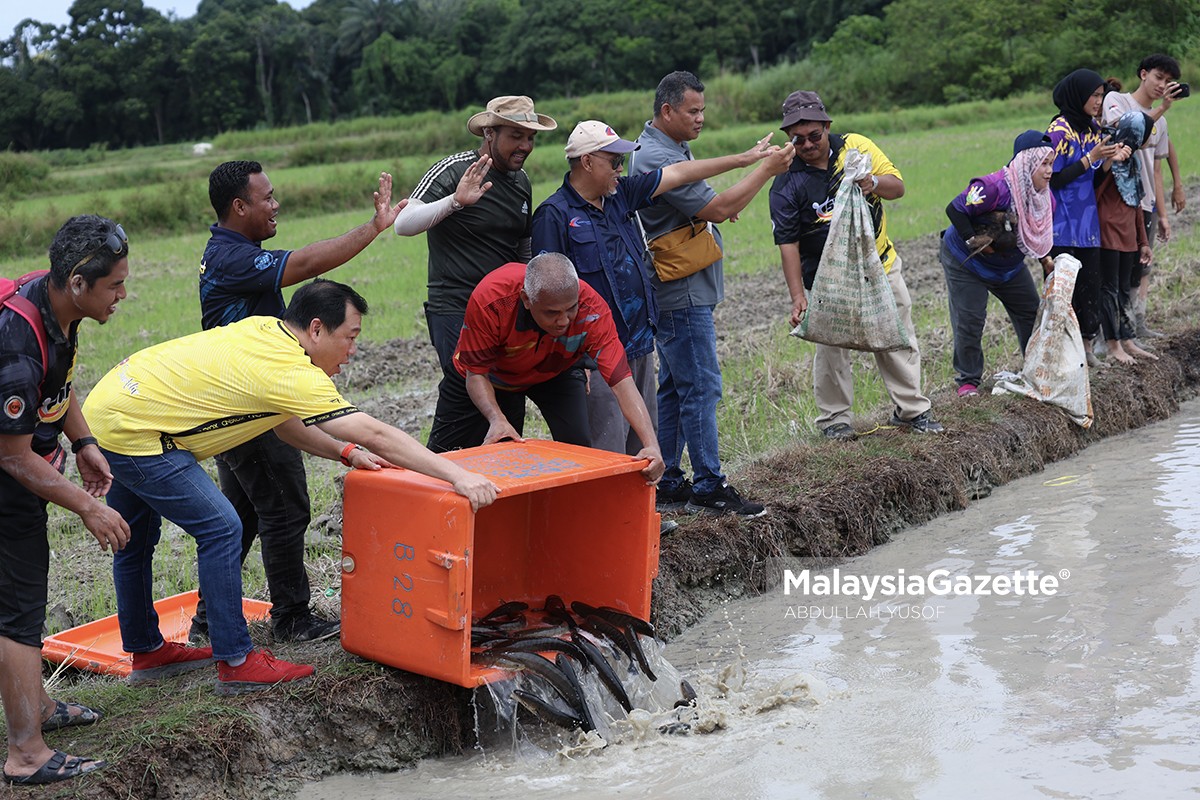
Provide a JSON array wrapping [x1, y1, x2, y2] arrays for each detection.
[[532, 120, 790, 462]]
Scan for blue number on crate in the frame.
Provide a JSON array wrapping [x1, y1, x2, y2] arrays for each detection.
[[392, 599, 413, 617], [454, 454, 581, 479], [394, 542, 415, 561], [394, 574, 413, 592]]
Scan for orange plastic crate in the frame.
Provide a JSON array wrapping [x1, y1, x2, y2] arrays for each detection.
[[41, 590, 272, 677], [340, 440, 660, 687]]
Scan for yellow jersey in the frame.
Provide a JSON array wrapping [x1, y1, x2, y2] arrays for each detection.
[[83, 316, 357, 460]]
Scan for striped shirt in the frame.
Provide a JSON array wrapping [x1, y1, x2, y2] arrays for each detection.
[[413, 151, 533, 315]]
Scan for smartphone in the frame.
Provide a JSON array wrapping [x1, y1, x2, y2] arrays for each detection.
[[1175, 83, 1190, 99]]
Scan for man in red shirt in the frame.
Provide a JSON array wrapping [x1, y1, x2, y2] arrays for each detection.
[[427, 253, 664, 484]]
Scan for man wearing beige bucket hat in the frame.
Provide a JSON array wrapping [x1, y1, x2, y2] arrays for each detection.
[[395, 96, 557, 400]]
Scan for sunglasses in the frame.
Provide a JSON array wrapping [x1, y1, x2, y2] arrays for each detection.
[[589, 153, 625, 170], [790, 130, 826, 146], [69, 224, 128, 278]]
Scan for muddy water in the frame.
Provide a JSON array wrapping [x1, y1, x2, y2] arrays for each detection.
[[300, 400, 1200, 800]]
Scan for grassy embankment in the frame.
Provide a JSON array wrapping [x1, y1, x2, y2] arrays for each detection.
[[5, 88, 1199, 633]]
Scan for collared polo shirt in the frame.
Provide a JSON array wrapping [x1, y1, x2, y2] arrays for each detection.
[[84, 317, 357, 461], [531, 170, 662, 360], [768, 132, 900, 289], [453, 263, 631, 392], [0, 276, 77, 458], [199, 224, 291, 329], [412, 151, 533, 315], [631, 122, 724, 311]]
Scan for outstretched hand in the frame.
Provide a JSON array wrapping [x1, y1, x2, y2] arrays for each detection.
[[372, 172, 408, 232], [740, 132, 778, 167], [454, 155, 494, 208]]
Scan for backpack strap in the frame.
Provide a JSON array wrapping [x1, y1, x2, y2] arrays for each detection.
[[1, 269, 52, 387]]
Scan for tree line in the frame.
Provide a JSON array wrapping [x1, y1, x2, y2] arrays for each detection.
[[0, 0, 1194, 153]]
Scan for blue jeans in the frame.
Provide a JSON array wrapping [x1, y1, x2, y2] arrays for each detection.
[[655, 305, 724, 495], [105, 447, 253, 662]]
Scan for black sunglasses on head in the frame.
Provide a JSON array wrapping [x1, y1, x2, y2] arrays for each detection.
[[69, 223, 128, 277]]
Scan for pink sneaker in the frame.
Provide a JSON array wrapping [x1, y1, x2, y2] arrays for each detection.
[[128, 642, 215, 684], [216, 649, 315, 696], [957, 383, 980, 398]]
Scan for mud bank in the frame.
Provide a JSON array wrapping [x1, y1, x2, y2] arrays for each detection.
[[38, 329, 1200, 800]]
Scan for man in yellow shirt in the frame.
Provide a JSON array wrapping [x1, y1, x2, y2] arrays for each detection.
[[83, 279, 498, 695]]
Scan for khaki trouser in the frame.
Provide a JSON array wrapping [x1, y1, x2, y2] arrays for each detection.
[[813, 255, 931, 429]]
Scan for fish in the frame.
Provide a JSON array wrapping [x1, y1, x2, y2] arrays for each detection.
[[487, 651, 584, 714], [675, 678, 697, 708], [581, 614, 634, 663], [486, 636, 589, 666], [571, 601, 655, 639], [512, 690, 584, 731], [477, 600, 529, 625], [571, 629, 633, 713], [555, 654, 596, 733], [543, 595, 577, 629], [621, 624, 658, 682]]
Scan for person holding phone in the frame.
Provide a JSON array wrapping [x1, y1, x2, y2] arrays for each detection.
[[1045, 68, 1130, 367], [1103, 54, 1185, 341]]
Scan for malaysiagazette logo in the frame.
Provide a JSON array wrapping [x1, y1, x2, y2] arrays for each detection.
[[784, 567, 1067, 602]]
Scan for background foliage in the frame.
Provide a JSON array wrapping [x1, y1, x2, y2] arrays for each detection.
[[1, 0, 1196, 152]]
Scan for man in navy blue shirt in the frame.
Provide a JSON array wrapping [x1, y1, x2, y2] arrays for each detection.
[[1, 216, 130, 786], [532, 120, 787, 462], [195, 161, 403, 643]]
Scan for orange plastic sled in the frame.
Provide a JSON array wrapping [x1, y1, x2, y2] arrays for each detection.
[[41, 590, 272, 677]]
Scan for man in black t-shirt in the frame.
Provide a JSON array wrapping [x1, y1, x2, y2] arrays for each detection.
[[0, 215, 130, 786], [393, 96, 558, 388]]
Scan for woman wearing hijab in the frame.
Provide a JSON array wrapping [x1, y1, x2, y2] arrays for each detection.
[[1045, 68, 1130, 367], [940, 131, 1057, 397], [1095, 110, 1157, 363]]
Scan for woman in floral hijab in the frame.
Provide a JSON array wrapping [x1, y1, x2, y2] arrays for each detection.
[[938, 131, 1058, 398]]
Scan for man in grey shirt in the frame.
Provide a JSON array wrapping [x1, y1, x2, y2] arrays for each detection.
[[633, 70, 791, 518]]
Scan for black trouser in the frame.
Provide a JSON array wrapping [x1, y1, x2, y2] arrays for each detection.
[[1099, 248, 1137, 341], [1050, 245, 1101, 340], [427, 367, 591, 453], [0, 469, 50, 648], [196, 430, 312, 625]]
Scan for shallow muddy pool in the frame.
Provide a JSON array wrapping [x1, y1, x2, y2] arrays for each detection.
[[300, 399, 1200, 799]]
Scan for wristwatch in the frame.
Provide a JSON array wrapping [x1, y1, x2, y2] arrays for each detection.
[[450, 197, 464, 211], [70, 436, 98, 454]]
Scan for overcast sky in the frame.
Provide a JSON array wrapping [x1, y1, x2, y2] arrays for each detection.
[[1, 0, 314, 39]]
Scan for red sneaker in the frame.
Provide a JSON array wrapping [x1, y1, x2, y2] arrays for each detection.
[[216, 649, 315, 696], [128, 642, 215, 685]]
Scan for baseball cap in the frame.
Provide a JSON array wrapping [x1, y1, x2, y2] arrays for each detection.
[[565, 120, 640, 158], [1012, 130, 1052, 158]]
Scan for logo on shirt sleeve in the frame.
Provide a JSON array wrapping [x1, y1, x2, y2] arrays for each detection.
[[254, 252, 274, 271], [4, 395, 24, 419], [965, 185, 987, 206]]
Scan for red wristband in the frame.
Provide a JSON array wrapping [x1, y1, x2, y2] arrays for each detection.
[[340, 442, 360, 466]]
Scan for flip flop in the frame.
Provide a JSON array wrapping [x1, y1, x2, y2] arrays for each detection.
[[41, 699, 103, 732], [2, 750, 106, 785]]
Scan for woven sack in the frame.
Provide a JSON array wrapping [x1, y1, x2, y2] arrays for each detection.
[[992, 253, 1093, 428], [792, 149, 909, 352]]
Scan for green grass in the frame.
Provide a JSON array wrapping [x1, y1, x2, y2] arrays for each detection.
[[19, 89, 1200, 634]]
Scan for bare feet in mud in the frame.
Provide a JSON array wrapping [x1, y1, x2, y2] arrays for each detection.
[[1125, 340, 1159, 360]]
